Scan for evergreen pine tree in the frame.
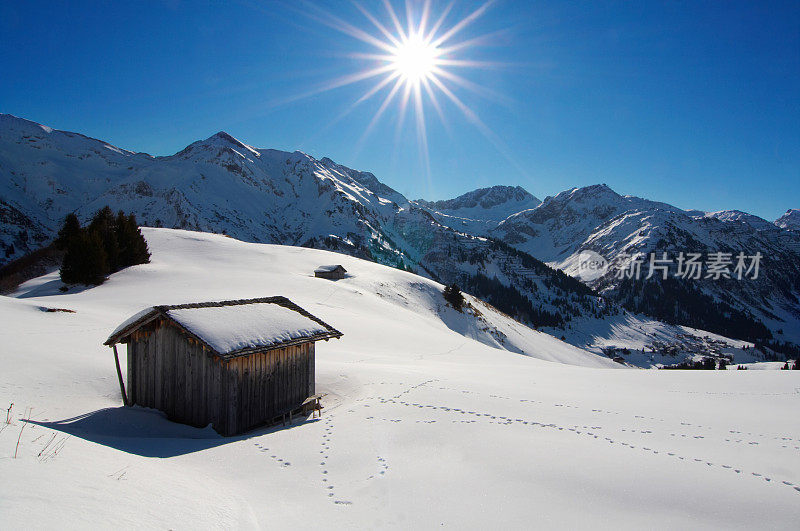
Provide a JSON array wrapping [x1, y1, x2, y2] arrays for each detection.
[[443, 283, 465, 311], [60, 231, 109, 285], [88, 206, 120, 272], [54, 213, 81, 250], [57, 207, 148, 285], [115, 212, 150, 267]]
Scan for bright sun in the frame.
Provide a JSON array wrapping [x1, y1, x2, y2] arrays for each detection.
[[301, 0, 507, 175], [390, 34, 440, 85]]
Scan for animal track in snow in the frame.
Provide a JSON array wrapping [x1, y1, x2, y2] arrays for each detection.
[[376, 397, 800, 496], [368, 456, 390, 479], [314, 415, 353, 506], [388, 379, 438, 400], [253, 443, 291, 467], [359, 382, 799, 495]]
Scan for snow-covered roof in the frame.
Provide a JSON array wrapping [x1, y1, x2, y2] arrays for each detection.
[[104, 297, 342, 357], [314, 264, 346, 273]]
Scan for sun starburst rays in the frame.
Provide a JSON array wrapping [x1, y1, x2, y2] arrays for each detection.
[[296, 0, 512, 180]]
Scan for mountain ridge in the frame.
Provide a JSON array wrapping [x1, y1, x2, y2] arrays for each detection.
[[2, 113, 798, 362]]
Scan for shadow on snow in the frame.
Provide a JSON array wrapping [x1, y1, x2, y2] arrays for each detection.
[[14, 277, 95, 299], [30, 405, 319, 458]]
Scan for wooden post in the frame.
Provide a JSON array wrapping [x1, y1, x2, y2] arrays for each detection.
[[113, 345, 130, 406]]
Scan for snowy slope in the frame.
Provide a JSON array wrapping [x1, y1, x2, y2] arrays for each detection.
[[8, 229, 616, 368], [1, 229, 799, 529], [549, 312, 762, 368]]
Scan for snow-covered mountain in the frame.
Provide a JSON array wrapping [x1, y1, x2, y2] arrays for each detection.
[[0, 114, 610, 335], [0, 114, 147, 258], [2, 113, 797, 363], [776, 209, 800, 231], [491, 184, 694, 263], [415, 185, 540, 235], [0, 115, 407, 258], [0, 114, 422, 268], [705, 210, 779, 232], [489, 184, 800, 349]]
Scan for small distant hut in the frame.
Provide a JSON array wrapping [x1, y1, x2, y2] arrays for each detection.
[[104, 297, 342, 436], [314, 264, 347, 280]]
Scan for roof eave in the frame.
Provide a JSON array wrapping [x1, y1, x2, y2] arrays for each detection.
[[103, 297, 342, 358], [103, 310, 162, 346], [103, 310, 223, 357], [220, 330, 343, 360]]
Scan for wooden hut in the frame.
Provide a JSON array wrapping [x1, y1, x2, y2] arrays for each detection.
[[104, 296, 342, 436], [314, 264, 347, 280]]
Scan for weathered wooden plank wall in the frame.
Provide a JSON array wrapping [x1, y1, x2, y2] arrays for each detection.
[[124, 320, 316, 436], [222, 343, 314, 435]]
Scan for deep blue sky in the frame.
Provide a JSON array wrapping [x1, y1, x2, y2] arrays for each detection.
[[1, 1, 798, 220]]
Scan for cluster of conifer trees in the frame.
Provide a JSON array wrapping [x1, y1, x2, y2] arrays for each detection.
[[616, 276, 772, 343], [56, 207, 150, 285], [462, 273, 564, 328], [755, 339, 800, 361], [443, 283, 465, 311]]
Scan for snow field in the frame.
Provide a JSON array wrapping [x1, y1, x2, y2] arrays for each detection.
[[0, 228, 798, 529]]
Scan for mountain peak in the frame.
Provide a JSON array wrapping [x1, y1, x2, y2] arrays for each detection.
[[543, 184, 697, 217], [419, 185, 540, 213], [776, 208, 800, 230], [705, 210, 776, 231], [206, 131, 248, 148], [179, 130, 261, 159], [567, 183, 620, 200], [0, 113, 54, 134]]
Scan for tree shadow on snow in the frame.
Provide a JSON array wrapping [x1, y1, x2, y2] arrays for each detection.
[[14, 277, 95, 299], [30, 405, 319, 458]]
